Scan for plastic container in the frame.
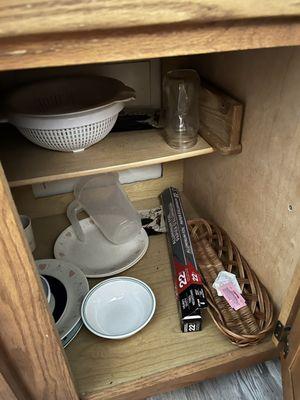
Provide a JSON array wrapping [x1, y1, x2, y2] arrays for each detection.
[[67, 173, 142, 244]]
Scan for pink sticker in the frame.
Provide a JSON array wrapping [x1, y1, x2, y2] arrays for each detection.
[[220, 283, 246, 310]]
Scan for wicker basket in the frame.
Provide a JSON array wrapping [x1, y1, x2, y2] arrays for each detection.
[[188, 218, 274, 347]]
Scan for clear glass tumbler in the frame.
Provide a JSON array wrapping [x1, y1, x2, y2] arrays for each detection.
[[164, 69, 200, 149]]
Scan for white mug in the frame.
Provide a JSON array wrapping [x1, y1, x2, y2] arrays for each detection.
[[20, 214, 36, 252]]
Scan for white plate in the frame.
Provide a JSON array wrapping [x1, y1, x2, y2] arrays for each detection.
[[54, 218, 149, 278], [81, 277, 156, 339], [40, 275, 51, 303], [36, 259, 89, 340], [61, 320, 83, 348], [48, 292, 56, 314]]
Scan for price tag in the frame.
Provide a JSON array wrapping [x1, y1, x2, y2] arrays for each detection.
[[219, 283, 246, 310]]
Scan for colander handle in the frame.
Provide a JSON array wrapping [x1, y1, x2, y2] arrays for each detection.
[[67, 200, 85, 242]]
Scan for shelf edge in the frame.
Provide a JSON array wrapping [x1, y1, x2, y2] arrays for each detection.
[[8, 146, 214, 188]]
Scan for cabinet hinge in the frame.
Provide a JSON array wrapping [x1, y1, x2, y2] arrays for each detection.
[[274, 320, 291, 358]]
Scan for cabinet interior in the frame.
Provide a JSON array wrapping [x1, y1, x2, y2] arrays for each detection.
[[1, 45, 299, 399]]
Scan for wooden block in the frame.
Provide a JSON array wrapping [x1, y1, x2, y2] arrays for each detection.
[[199, 80, 244, 155]]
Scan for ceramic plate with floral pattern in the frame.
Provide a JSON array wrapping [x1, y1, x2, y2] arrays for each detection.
[[54, 218, 149, 278], [36, 259, 89, 344]]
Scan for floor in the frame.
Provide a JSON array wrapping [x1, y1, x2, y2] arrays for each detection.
[[149, 359, 282, 400]]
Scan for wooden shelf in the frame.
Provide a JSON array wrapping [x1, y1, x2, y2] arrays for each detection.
[[32, 198, 277, 400], [0, 126, 213, 188]]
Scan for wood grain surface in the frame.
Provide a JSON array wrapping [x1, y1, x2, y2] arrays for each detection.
[[273, 259, 300, 347], [199, 80, 243, 154], [31, 198, 277, 400], [184, 46, 300, 311], [0, 18, 300, 71], [1, 1, 299, 38], [0, 373, 17, 400], [0, 127, 213, 187], [0, 166, 78, 399], [281, 307, 300, 400]]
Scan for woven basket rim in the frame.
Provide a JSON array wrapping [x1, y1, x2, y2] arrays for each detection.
[[188, 218, 275, 347]]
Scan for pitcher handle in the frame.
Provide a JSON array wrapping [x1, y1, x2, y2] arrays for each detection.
[[67, 200, 85, 242]]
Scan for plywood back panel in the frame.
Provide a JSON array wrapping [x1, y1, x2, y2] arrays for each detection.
[[184, 46, 300, 310]]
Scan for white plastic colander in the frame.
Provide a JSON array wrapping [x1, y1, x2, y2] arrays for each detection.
[[6, 76, 135, 152]]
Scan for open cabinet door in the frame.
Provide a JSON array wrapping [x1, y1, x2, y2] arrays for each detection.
[[273, 262, 300, 400], [0, 165, 78, 399], [0, 372, 18, 400], [281, 308, 300, 400]]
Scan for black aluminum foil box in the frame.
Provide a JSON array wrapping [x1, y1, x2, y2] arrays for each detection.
[[161, 187, 207, 332]]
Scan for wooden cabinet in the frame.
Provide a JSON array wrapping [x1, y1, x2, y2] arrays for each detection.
[[0, 3, 299, 400]]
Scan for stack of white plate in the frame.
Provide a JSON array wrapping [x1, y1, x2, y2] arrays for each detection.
[[54, 217, 149, 278], [36, 259, 89, 347], [44, 217, 151, 344]]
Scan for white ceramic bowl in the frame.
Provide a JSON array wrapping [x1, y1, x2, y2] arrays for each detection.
[[81, 277, 156, 339]]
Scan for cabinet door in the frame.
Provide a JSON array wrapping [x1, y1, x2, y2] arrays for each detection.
[[0, 373, 17, 400], [273, 262, 300, 400], [281, 308, 300, 400], [0, 165, 78, 399]]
